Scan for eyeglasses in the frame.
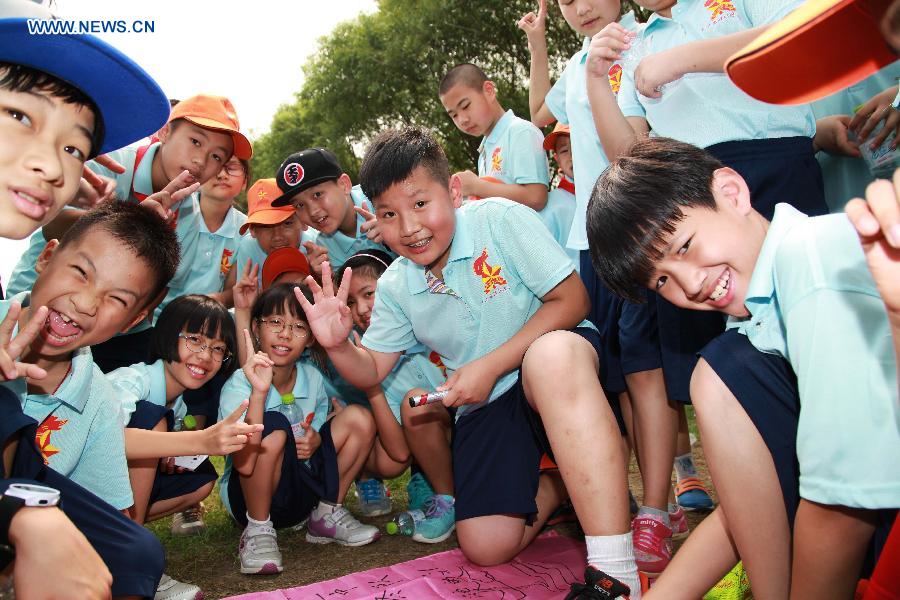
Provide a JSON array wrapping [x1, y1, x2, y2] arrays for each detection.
[[258, 317, 309, 339], [221, 163, 245, 177], [178, 333, 231, 362]]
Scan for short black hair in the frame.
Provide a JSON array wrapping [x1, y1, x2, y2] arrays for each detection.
[[149, 294, 238, 377], [335, 249, 394, 286], [587, 137, 722, 303], [0, 63, 104, 159], [358, 126, 450, 204], [250, 283, 326, 369], [58, 202, 180, 304], [438, 63, 489, 96]]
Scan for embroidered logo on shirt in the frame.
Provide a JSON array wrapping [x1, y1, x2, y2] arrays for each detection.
[[705, 0, 736, 22], [35, 415, 68, 464], [608, 63, 623, 94], [473, 248, 507, 294], [429, 350, 448, 379], [219, 248, 234, 277], [490, 147, 503, 175]]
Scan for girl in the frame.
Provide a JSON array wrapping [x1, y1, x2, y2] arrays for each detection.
[[108, 294, 259, 600], [218, 283, 378, 576], [337, 251, 449, 542]]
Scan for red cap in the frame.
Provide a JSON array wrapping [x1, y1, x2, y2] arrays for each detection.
[[262, 247, 311, 289], [169, 94, 253, 159]]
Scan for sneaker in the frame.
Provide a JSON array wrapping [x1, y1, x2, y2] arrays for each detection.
[[155, 574, 203, 600], [565, 567, 633, 599], [239, 524, 283, 574], [356, 478, 392, 517], [669, 505, 689, 540], [675, 476, 715, 512], [703, 561, 752, 600], [632, 514, 673, 577], [306, 505, 381, 546], [412, 494, 455, 544], [171, 504, 206, 536], [406, 471, 434, 511]]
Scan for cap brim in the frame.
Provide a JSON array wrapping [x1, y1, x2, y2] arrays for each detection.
[[182, 116, 253, 160], [543, 130, 565, 151], [239, 209, 293, 235], [0, 18, 170, 156], [726, 0, 895, 105], [271, 175, 340, 207]]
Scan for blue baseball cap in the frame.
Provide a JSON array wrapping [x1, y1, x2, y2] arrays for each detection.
[[0, 0, 170, 156]]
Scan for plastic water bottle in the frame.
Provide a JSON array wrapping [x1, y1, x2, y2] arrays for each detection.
[[852, 104, 900, 177], [385, 509, 426, 536], [276, 393, 305, 439], [175, 414, 197, 432]]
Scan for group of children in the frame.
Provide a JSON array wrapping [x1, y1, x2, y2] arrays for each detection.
[[1, 0, 899, 598]]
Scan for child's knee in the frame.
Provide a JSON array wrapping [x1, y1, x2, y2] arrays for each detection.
[[339, 404, 376, 440], [400, 387, 429, 425], [523, 330, 595, 379], [261, 428, 287, 450], [456, 519, 523, 566], [153, 416, 168, 432], [690, 358, 729, 412]]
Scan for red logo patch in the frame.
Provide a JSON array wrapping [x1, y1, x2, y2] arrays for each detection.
[[283, 162, 305, 186]]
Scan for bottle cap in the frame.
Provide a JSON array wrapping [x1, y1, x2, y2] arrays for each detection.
[[281, 393, 295, 405], [182, 415, 197, 430], [385, 522, 398, 535]]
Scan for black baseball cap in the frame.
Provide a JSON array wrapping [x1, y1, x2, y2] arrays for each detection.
[[272, 148, 344, 207]]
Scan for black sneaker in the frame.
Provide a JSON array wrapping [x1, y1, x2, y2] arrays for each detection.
[[565, 567, 632, 599]]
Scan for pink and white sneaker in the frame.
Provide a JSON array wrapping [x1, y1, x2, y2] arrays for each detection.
[[239, 524, 282, 574], [306, 505, 380, 547], [631, 514, 673, 577], [669, 505, 689, 540]]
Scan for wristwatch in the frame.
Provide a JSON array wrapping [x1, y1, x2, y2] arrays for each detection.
[[0, 484, 61, 567]]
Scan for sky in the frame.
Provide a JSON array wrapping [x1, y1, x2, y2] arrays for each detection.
[[1, 0, 377, 285]]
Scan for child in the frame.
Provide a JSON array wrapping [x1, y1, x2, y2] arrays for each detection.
[[541, 123, 579, 266], [218, 284, 379, 575], [587, 136, 900, 599], [298, 126, 642, 597], [108, 294, 259, 599], [262, 247, 312, 290], [270, 147, 394, 268], [0, 201, 180, 597], [438, 63, 549, 212], [225, 178, 310, 291], [335, 250, 446, 522]]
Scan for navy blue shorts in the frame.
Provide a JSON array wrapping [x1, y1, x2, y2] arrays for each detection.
[[127, 401, 218, 505], [452, 327, 603, 523], [91, 326, 154, 373], [656, 297, 726, 403], [580, 251, 631, 394], [618, 288, 663, 376], [699, 330, 896, 574], [227, 411, 339, 529]]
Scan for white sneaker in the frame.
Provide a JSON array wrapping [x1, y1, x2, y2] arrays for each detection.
[[239, 524, 283, 574], [306, 505, 381, 547], [171, 504, 206, 536], [154, 574, 202, 600]]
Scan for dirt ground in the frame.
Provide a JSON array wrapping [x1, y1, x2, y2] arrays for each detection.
[[151, 447, 716, 599]]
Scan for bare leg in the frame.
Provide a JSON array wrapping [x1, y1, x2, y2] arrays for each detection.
[[239, 430, 286, 521], [401, 397, 453, 495], [363, 437, 410, 480], [127, 417, 168, 524], [146, 482, 213, 522], [328, 405, 376, 503], [790, 500, 876, 600]]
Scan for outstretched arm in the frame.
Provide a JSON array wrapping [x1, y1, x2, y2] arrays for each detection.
[[518, 0, 557, 126]]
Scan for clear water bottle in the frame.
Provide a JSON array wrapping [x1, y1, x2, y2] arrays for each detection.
[[276, 393, 305, 439], [852, 104, 900, 177], [385, 509, 426, 536], [174, 414, 197, 432]]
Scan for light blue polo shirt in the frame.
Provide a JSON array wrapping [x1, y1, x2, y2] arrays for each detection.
[[380, 347, 447, 422], [5, 227, 48, 297], [812, 63, 900, 212], [305, 185, 396, 268], [617, 0, 814, 150], [539, 182, 579, 269], [477, 110, 549, 189], [361, 199, 591, 418], [231, 230, 318, 288], [216, 360, 328, 517], [545, 11, 639, 251], [107, 359, 188, 425], [152, 196, 247, 322], [0, 294, 133, 510], [728, 204, 900, 509]]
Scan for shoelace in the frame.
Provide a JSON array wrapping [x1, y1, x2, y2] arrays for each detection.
[[358, 479, 383, 503], [182, 506, 203, 523], [423, 495, 452, 519]]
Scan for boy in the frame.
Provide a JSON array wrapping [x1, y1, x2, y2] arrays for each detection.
[[542, 123, 579, 266], [438, 63, 549, 212], [298, 127, 642, 598], [270, 147, 394, 268], [587, 136, 900, 599], [1, 201, 181, 598]]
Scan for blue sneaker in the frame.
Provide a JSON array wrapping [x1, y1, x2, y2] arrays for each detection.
[[675, 477, 715, 512], [406, 472, 434, 511], [412, 494, 455, 543], [356, 479, 392, 517]]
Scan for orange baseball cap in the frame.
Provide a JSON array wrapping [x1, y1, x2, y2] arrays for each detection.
[[262, 247, 311, 289], [543, 123, 571, 151], [725, 0, 895, 105], [168, 94, 253, 159], [240, 179, 296, 235]]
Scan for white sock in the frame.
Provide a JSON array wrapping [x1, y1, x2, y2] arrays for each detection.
[[313, 500, 338, 519], [674, 452, 698, 482], [245, 513, 272, 535], [637, 505, 670, 528], [586, 532, 641, 599]]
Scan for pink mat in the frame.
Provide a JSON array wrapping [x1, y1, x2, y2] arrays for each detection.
[[224, 531, 587, 600]]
